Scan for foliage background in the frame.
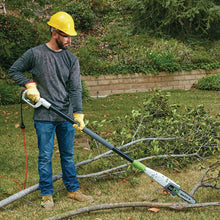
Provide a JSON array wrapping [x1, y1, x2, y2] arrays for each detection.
[[0, 0, 220, 75]]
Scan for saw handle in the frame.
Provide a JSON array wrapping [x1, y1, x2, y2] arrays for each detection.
[[22, 90, 51, 109]]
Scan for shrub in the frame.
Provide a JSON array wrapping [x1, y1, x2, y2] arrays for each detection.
[[0, 14, 42, 70], [127, 0, 220, 39], [148, 51, 181, 72], [82, 80, 90, 100], [196, 74, 220, 91], [89, 0, 113, 16], [76, 36, 106, 75], [62, 0, 95, 31]]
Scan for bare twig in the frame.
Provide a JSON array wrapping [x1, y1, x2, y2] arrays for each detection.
[[132, 114, 145, 140], [190, 161, 220, 196]]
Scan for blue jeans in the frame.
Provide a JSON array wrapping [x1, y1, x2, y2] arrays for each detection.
[[34, 121, 80, 196]]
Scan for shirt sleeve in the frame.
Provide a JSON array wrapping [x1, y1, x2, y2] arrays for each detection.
[[68, 58, 83, 113], [8, 49, 34, 87]]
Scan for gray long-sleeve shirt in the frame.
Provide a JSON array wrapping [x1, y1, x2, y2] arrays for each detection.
[[9, 44, 83, 121]]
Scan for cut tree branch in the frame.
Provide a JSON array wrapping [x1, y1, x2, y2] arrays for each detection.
[[75, 137, 176, 167], [77, 152, 199, 178], [45, 202, 220, 220]]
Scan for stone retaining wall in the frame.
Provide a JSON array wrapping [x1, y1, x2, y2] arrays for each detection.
[[81, 69, 220, 97]]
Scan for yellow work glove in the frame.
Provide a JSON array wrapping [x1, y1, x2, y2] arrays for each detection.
[[25, 82, 40, 102], [73, 113, 85, 132]]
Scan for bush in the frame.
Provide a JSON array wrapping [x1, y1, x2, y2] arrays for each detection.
[[127, 0, 220, 39], [0, 14, 43, 70], [148, 51, 181, 72], [196, 74, 220, 91], [89, 0, 113, 16], [82, 80, 90, 100], [62, 0, 95, 31], [76, 36, 106, 75]]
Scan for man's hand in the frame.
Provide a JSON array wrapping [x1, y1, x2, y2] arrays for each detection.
[[73, 113, 85, 132], [25, 82, 40, 102]]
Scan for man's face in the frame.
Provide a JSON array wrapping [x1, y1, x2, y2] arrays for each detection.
[[55, 30, 71, 50]]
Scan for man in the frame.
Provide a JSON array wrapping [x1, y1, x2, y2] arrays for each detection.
[[8, 11, 94, 210]]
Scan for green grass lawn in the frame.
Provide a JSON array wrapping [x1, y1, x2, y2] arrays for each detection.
[[0, 89, 219, 219], [83, 89, 220, 124]]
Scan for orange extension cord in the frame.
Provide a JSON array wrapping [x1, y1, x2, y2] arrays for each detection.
[[22, 126, 28, 190]]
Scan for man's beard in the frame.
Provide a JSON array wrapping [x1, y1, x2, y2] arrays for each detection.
[[56, 38, 68, 50]]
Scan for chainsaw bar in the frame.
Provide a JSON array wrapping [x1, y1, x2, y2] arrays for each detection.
[[164, 182, 196, 204], [177, 189, 196, 204]]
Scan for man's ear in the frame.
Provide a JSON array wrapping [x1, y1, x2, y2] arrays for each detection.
[[51, 30, 58, 38]]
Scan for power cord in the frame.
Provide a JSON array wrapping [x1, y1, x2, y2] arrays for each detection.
[[20, 90, 28, 190]]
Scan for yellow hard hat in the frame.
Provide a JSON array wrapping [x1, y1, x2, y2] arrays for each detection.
[[47, 11, 77, 36]]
